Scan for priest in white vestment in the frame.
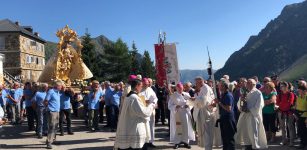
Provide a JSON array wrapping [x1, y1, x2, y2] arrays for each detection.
[[114, 79, 155, 150], [168, 83, 195, 149], [119, 75, 137, 113], [190, 76, 215, 150], [140, 78, 158, 148], [235, 79, 267, 150]]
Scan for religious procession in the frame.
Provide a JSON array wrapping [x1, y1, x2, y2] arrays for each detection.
[[1, 1, 307, 150], [0, 22, 306, 150]]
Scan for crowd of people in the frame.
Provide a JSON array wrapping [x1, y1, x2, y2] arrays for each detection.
[[0, 74, 306, 150], [113, 74, 307, 150]]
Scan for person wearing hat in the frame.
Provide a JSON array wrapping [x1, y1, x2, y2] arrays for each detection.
[[114, 79, 155, 150], [120, 75, 136, 113], [168, 83, 195, 149], [44, 80, 63, 149], [87, 80, 104, 132], [235, 79, 267, 150], [295, 84, 307, 149]]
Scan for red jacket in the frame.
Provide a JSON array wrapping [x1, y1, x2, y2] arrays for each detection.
[[276, 92, 295, 112]]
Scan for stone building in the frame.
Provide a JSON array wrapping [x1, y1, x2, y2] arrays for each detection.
[[0, 19, 46, 82]]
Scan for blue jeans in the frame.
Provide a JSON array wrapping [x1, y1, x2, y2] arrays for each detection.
[[36, 107, 48, 135]]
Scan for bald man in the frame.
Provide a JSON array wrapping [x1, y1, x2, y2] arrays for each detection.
[[235, 79, 267, 150], [190, 76, 215, 150]]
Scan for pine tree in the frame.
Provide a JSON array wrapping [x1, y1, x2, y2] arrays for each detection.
[[81, 32, 100, 80], [130, 41, 141, 75], [101, 38, 131, 82], [141, 50, 155, 78]]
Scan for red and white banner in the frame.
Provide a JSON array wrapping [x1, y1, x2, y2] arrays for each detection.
[[154, 44, 167, 87], [154, 43, 180, 87]]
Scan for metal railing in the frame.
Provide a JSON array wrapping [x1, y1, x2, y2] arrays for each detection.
[[3, 70, 21, 85]]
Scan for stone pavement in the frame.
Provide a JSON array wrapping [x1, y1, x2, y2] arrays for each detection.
[[0, 119, 300, 150]]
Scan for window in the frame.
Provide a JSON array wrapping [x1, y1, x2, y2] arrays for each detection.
[[31, 41, 36, 46], [26, 40, 31, 48], [36, 57, 39, 64], [31, 56, 36, 63], [0, 36, 5, 49], [41, 45, 44, 51], [36, 44, 40, 51], [26, 55, 31, 63]]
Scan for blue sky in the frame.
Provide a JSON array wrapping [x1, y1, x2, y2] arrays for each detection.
[[1, 0, 304, 70]]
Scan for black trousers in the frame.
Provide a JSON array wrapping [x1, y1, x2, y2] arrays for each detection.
[[298, 117, 307, 146], [26, 106, 37, 130], [155, 100, 166, 123], [110, 105, 119, 129], [220, 116, 236, 150], [263, 113, 277, 133], [99, 102, 105, 123], [59, 109, 72, 133], [105, 105, 111, 127]]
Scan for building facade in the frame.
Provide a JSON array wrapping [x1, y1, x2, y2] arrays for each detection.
[[0, 19, 46, 82]]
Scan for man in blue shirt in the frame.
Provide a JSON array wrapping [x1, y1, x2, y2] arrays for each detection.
[[33, 83, 48, 139], [24, 82, 36, 131], [104, 81, 114, 127], [214, 80, 237, 150], [44, 80, 62, 149], [110, 84, 122, 132], [59, 86, 74, 136], [0, 84, 9, 119], [88, 80, 104, 131], [7, 82, 23, 125]]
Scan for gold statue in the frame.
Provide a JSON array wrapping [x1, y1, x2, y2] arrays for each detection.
[[38, 25, 93, 84]]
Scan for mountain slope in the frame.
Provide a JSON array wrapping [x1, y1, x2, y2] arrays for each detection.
[[180, 69, 209, 83], [279, 54, 307, 81], [44, 35, 113, 61], [215, 1, 307, 80]]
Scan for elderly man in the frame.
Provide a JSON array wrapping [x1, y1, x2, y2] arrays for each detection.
[[104, 81, 114, 128], [88, 80, 104, 131], [184, 82, 195, 97], [169, 83, 195, 149], [235, 79, 267, 150], [0, 84, 9, 120], [33, 83, 48, 139], [190, 76, 215, 150], [7, 82, 23, 125], [114, 79, 155, 150], [44, 81, 63, 149], [214, 80, 236, 150], [140, 78, 158, 148]]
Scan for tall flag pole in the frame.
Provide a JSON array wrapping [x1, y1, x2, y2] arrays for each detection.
[[207, 46, 217, 98], [207, 46, 220, 124]]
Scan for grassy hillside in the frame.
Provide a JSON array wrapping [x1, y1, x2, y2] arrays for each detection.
[[280, 54, 307, 81]]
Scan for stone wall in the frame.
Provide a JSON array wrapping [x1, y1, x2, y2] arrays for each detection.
[[0, 33, 45, 82], [0, 33, 21, 68], [21, 69, 42, 82], [5, 33, 20, 50], [19, 35, 45, 82]]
